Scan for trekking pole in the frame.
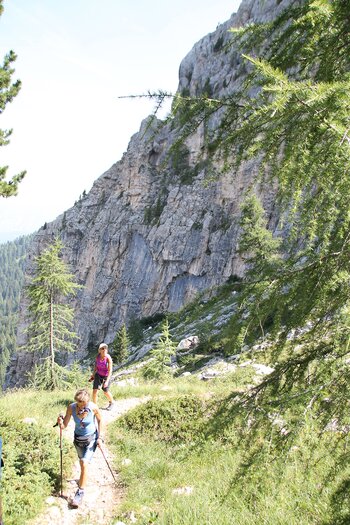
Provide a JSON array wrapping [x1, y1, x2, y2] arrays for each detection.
[[59, 425, 63, 497], [53, 414, 64, 497], [99, 443, 117, 482]]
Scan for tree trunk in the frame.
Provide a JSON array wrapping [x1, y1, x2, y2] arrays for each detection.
[[50, 292, 55, 387]]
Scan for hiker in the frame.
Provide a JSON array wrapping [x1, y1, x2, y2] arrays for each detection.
[[90, 343, 115, 410], [57, 388, 103, 507]]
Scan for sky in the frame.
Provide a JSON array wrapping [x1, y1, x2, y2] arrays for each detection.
[[0, 0, 242, 242]]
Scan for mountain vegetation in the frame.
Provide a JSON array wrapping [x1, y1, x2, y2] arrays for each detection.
[[0, 235, 32, 387], [112, 323, 130, 365], [0, 0, 26, 197], [2, 1, 350, 524], [151, 0, 350, 428], [25, 238, 81, 389], [141, 318, 177, 380]]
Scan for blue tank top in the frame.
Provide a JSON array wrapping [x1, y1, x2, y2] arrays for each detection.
[[71, 402, 97, 436]]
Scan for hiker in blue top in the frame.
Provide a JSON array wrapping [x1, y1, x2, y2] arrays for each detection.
[[57, 388, 103, 507]]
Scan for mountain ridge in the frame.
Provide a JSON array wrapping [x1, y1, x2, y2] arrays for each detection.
[[6, 0, 294, 387]]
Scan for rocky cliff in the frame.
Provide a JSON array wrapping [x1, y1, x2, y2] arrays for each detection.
[[6, 0, 295, 387]]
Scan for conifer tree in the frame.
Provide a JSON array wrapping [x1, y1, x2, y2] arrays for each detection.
[[142, 318, 177, 380], [148, 0, 350, 423], [0, 0, 26, 197], [0, 235, 31, 387], [113, 323, 130, 365], [221, 1, 350, 360], [25, 239, 81, 389], [225, 193, 283, 352], [238, 194, 282, 274]]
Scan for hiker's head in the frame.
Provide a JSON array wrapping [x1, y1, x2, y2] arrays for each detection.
[[98, 343, 108, 356], [74, 389, 90, 407]]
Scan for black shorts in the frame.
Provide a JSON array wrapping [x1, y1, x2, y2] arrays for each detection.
[[93, 373, 109, 391]]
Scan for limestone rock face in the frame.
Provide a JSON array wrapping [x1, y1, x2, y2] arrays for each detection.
[[6, 0, 295, 387]]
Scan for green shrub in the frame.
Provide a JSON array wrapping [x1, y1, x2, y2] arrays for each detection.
[[213, 35, 224, 52], [117, 395, 207, 443], [170, 144, 201, 185], [0, 410, 67, 525], [138, 312, 167, 330], [128, 317, 145, 346], [144, 196, 165, 225]]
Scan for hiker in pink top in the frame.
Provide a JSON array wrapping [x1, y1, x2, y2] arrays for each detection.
[[90, 343, 115, 410]]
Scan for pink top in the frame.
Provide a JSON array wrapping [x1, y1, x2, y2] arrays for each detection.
[[96, 355, 109, 377]]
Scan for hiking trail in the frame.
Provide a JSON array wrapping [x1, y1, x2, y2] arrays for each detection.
[[29, 396, 149, 525]]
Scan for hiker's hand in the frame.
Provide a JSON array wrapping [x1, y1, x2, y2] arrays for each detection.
[[97, 437, 104, 448], [104, 379, 109, 387], [88, 374, 94, 382], [57, 415, 64, 429]]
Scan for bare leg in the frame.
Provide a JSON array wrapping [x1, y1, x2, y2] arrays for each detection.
[[79, 459, 88, 488], [92, 389, 98, 404], [103, 390, 114, 403]]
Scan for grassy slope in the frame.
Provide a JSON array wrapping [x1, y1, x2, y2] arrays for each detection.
[[108, 375, 349, 525], [0, 390, 77, 525], [1, 375, 348, 525], [1, 282, 350, 524]]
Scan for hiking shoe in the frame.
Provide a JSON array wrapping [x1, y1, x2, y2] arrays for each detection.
[[71, 487, 84, 507], [105, 402, 115, 411]]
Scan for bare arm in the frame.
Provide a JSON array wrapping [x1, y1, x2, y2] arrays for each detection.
[[57, 404, 72, 429], [89, 359, 97, 381], [93, 406, 104, 444], [105, 355, 113, 384]]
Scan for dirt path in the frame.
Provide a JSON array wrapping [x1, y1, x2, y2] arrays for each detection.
[[29, 397, 149, 525]]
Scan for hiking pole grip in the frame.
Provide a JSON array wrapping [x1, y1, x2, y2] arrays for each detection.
[[53, 413, 64, 428]]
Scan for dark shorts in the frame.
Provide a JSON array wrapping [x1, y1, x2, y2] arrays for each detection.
[[74, 431, 98, 462], [93, 373, 109, 391]]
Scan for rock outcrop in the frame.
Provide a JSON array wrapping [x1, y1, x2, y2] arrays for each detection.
[[6, 0, 295, 387]]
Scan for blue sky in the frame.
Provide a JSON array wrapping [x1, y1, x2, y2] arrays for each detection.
[[0, 0, 242, 242]]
